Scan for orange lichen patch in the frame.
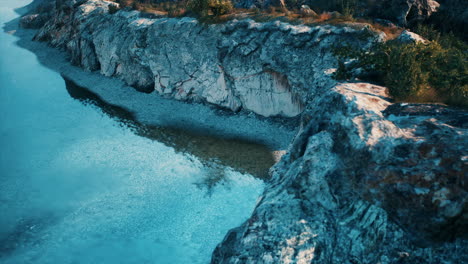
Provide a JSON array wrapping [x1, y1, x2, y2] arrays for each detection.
[[315, 12, 331, 22], [370, 22, 403, 40]]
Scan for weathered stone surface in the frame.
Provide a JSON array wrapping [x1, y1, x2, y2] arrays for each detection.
[[299, 5, 317, 17], [379, 0, 440, 25], [32, 0, 379, 117], [212, 82, 467, 263], [396, 30, 427, 43]]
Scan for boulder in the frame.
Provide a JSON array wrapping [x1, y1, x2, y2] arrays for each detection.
[[396, 30, 428, 43], [391, 0, 440, 25], [299, 5, 317, 17]]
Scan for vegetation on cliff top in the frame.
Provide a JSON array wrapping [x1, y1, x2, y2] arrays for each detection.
[[334, 25, 468, 107], [109, 0, 467, 107], [110, 0, 384, 23]]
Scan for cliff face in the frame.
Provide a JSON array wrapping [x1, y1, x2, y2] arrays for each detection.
[[212, 83, 467, 263], [31, 0, 381, 118], [24, 0, 467, 263]]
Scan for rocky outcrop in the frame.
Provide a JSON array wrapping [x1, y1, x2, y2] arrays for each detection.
[[212, 82, 467, 263], [396, 29, 427, 43], [377, 0, 440, 26], [19, 0, 55, 28], [31, 0, 381, 117], [23, 0, 467, 262]]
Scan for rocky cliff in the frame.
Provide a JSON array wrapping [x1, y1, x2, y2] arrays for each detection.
[[23, 0, 467, 263], [30, 0, 382, 118], [212, 83, 467, 263]]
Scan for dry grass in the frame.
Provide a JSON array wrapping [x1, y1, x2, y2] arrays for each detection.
[[369, 22, 403, 40], [109, 0, 402, 38], [315, 12, 331, 22], [110, 0, 189, 17]]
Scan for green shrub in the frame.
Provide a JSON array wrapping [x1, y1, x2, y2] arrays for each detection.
[[187, 0, 210, 16], [383, 43, 429, 99], [131, 1, 141, 10], [340, 0, 357, 19], [209, 0, 233, 16], [187, 0, 232, 17], [333, 34, 468, 107], [108, 4, 120, 14]]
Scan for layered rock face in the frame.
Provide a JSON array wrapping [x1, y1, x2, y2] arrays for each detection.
[[24, 0, 467, 263], [32, 0, 379, 117], [212, 83, 467, 263]]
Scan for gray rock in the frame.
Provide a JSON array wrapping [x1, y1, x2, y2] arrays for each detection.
[[396, 30, 428, 43], [212, 82, 468, 263], [299, 5, 317, 17], [384, 0, 440, 26], [33, 0, 377, 117]]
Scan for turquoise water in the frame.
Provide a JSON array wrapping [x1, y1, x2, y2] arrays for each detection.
[[0, 1, 263, 263]]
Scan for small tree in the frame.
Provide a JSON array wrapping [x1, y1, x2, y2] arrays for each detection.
[[333, 39, 467, 107], [188, 0, 233, 17], [108, 4, 120, 14], [188, 0, 210, 17], [209, 0, 233, 16]]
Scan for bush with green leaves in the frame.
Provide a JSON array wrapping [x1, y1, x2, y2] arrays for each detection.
[[187, 0, 209, 16], [333, 31, 468, 107], [188, 0, 232, 17], [209, 0, 233, 16], [108, 4, 120, 14]]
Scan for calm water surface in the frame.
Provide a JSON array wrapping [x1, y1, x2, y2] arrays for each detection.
[[0, 1, 264, 263]]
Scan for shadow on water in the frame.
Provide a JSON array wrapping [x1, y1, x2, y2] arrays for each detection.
[[0, 213, 58, 258], [63, 76, 276, 189]]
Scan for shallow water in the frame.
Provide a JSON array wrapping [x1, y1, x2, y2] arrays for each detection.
[[0, 1, 264, 263], [62, 77, 277, 182]]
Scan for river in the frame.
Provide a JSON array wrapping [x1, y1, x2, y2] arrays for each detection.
[[0, 1, 264, 263]]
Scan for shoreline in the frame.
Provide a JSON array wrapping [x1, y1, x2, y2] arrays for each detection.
[[3, 18, 297, 152]]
